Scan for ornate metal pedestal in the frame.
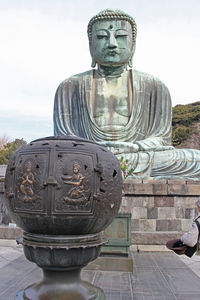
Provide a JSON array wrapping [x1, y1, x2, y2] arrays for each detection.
[[16, 233, 106, 300], [4, 136, 122, 299]]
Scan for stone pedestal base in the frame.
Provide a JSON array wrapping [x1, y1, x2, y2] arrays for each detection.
[[121, 179, 200, 245], [1, 179, 200, 246]]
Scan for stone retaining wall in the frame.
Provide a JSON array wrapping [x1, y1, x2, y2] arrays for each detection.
[[0, 180, 11, 225], [120, 179, 200, 245], [1, 178, 200, 244]]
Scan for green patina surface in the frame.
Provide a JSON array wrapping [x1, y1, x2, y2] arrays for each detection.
[[53, 9, 200, 180]]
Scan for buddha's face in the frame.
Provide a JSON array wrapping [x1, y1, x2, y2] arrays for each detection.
[[91, 20, 133, 67]]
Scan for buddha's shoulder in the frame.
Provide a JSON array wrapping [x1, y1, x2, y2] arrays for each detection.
[[57, 70, 93, 89], [133, 69, 168, 88]]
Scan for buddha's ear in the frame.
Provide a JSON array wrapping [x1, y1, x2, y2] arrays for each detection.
[[91, 56, 96, 68], [128, 43, 136, 68], [89, 43, 96, 68], [128, 58, 133, 68]]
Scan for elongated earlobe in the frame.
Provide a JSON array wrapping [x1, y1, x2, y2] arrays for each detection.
[[128, 58, 133, 68], [128, 44, 136, 68], [91, 57, 96, 68]]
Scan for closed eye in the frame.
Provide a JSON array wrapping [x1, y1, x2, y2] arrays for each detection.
[[115, 29, 128, 38], [97, 35, 108, 39], [115, 34, 128, 38]]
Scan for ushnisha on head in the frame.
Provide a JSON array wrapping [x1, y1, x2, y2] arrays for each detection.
[[87, 9, 137, 68]]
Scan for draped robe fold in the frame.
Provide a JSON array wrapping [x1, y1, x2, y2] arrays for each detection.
[[54, 69, 200, 180]]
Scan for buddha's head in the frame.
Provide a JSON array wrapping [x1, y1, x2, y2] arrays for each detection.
[[88, 9, 137, 68]]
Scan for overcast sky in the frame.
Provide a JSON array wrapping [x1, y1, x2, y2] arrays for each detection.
[[0, 0, 200, 142]]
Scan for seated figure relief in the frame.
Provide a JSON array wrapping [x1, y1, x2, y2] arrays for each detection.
[[54, 9, 200, 180]]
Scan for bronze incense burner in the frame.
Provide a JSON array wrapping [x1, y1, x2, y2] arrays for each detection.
[[5, 136, 122, 299]]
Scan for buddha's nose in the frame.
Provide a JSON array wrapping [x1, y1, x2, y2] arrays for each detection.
[[108, 34, 117, 48]]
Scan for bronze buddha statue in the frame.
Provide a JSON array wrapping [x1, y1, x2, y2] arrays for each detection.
[[54, 9, 200, 180]]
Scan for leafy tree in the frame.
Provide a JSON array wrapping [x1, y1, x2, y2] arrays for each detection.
[[0, 135, 10, 150], [0, 138, 27, 164]]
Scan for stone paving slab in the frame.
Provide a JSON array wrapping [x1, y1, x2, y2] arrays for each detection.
[[0, 249, 200, 300], [179, 253, 200, 278]]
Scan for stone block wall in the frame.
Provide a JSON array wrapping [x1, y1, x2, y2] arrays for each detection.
[[1, 177, 200, 244], [0, 181, 4, 224], [120, 179, 200, 245], [0, 180, 11, 225]]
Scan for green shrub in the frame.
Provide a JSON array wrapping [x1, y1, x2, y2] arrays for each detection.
[[172, 126, 193, 146], [172, 101, 200, 146]]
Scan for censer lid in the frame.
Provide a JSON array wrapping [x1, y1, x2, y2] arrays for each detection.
[[32, 135, 99, 146]]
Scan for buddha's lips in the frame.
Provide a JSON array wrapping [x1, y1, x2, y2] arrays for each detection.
[[106, 50, 120, 56]]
